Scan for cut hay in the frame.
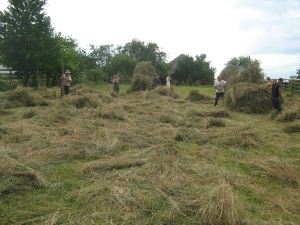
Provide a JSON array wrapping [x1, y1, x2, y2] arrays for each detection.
[[201, 181, 243, 225], [175, 128, 201, 142], [5, 88, 48, 108], [246, 158, 300, 188], [153, 86, 180, 99], [71, 84, 95, 95], [83, 158, 146, 173], [276, 109, 300, 122], [186, 90, 212, 102], [129, 62, 158, 92], [284, 124, 300, 133], [206, 118, 226, 128], [0, 153, 48, 194], [62, 94, 100, 108], [225, 83, 272, 114], [205, 110, 230, 118]]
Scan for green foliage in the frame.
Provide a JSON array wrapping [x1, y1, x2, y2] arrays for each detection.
[[296, 68, 300, 78], [106, 54, 137, 82], [88, 44, 115, 68], [0, 0, 58, 86], [290, 79, 296, 95], [85, 69, 107, 82], [173, 54, 215, 85]]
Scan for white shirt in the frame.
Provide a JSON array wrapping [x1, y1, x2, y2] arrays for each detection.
[[214, 80, 226, 92]]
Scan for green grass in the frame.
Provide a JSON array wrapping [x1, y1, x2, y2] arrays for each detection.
[[0, 83, 299, 225]]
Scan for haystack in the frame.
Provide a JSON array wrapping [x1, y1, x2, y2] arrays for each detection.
[[225, 83, 272, 113], [129, 62, 158, 92]]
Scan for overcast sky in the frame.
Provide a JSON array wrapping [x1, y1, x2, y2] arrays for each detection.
[[1, 0, 299, 78]]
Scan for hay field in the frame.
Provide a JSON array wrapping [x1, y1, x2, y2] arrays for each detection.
[[0, 84, 299, 225]]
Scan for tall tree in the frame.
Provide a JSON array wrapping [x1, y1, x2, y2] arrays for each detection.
[[0, 0, 58, 86], [89, 44, 115, 68], [173, 54, 215, 85]]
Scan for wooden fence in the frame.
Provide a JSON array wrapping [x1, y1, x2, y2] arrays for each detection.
[[271, 79, 300, 93], [0, 68, 18, 86]]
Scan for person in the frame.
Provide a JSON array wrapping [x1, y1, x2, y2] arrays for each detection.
[[271, 78, 283, 116], [266, 77, 273, 91], [214, 76, 227, 106], [60, 69, 72, 96], [166, 75, 171, 88], [112, 75, 120, 94]]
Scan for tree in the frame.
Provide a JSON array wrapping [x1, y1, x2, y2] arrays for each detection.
[[0, 0, 59, 86], [106, 54, 137, 82], [120, 39, 168, 76], [173, 54, 215, 85], [89, 44, 115, 68], [296, 68, 300, 78]]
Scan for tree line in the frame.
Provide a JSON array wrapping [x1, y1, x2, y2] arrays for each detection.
[[2, 0, 296, 88], [0, 0, 217, 87]]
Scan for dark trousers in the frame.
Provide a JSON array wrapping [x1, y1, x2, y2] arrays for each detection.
[[272, 98, 281, 112], [214, 92, 224, 106], [64, 86, 70, 95]]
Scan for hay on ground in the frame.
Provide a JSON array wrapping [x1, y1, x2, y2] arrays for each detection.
[[201, 181, 243, 225], [247, 158, 300, 188], [83, 158, 146, 174], [276, 109, 300, 122], [284, 124, 300, 133], [186, 90, 212, 102], [225, 83, 272, 114], [0, 154, 48, 194], [5, 88, 48, 108], [206, 118, 226, 128], [153, 87, 180, 99], [62, 94, 100, 108]]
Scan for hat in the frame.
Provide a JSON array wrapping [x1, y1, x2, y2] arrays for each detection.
[[65, 69, 71, 74]]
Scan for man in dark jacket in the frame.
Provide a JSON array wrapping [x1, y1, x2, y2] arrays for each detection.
[[271, 78, 283, 115]]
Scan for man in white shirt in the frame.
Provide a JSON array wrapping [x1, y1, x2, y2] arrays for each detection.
[[214, 76, 227, 106]]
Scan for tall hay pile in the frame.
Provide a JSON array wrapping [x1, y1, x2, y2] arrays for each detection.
[[225, 83, 272, 113], [129, 61, 158, 92]]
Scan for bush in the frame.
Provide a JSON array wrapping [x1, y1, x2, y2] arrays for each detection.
[[186, 90, 211, 102], [225, 83, 272, 113], [85, 69, 107, 82]]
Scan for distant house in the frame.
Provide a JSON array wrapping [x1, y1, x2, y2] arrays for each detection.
[[169, 54, 186, 74]]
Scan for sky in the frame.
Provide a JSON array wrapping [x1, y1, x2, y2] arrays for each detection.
[[0, 0, 299, 78]]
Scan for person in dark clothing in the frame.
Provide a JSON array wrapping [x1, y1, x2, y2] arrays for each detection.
[[271, 78, 283, 115]]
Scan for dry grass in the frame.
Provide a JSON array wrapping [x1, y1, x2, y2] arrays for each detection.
[[276, 108, 300, 122], [246, 158, 300, 188], [0, 149, 48, 194], [5, 87, 48, 108], [201, 181, 243, 225], [187, 90, 212, 102], [284, 124, 300, 133], [0, 85, 299, 224], [206, 118, 226, 128], [83, 158, 147, 174]]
